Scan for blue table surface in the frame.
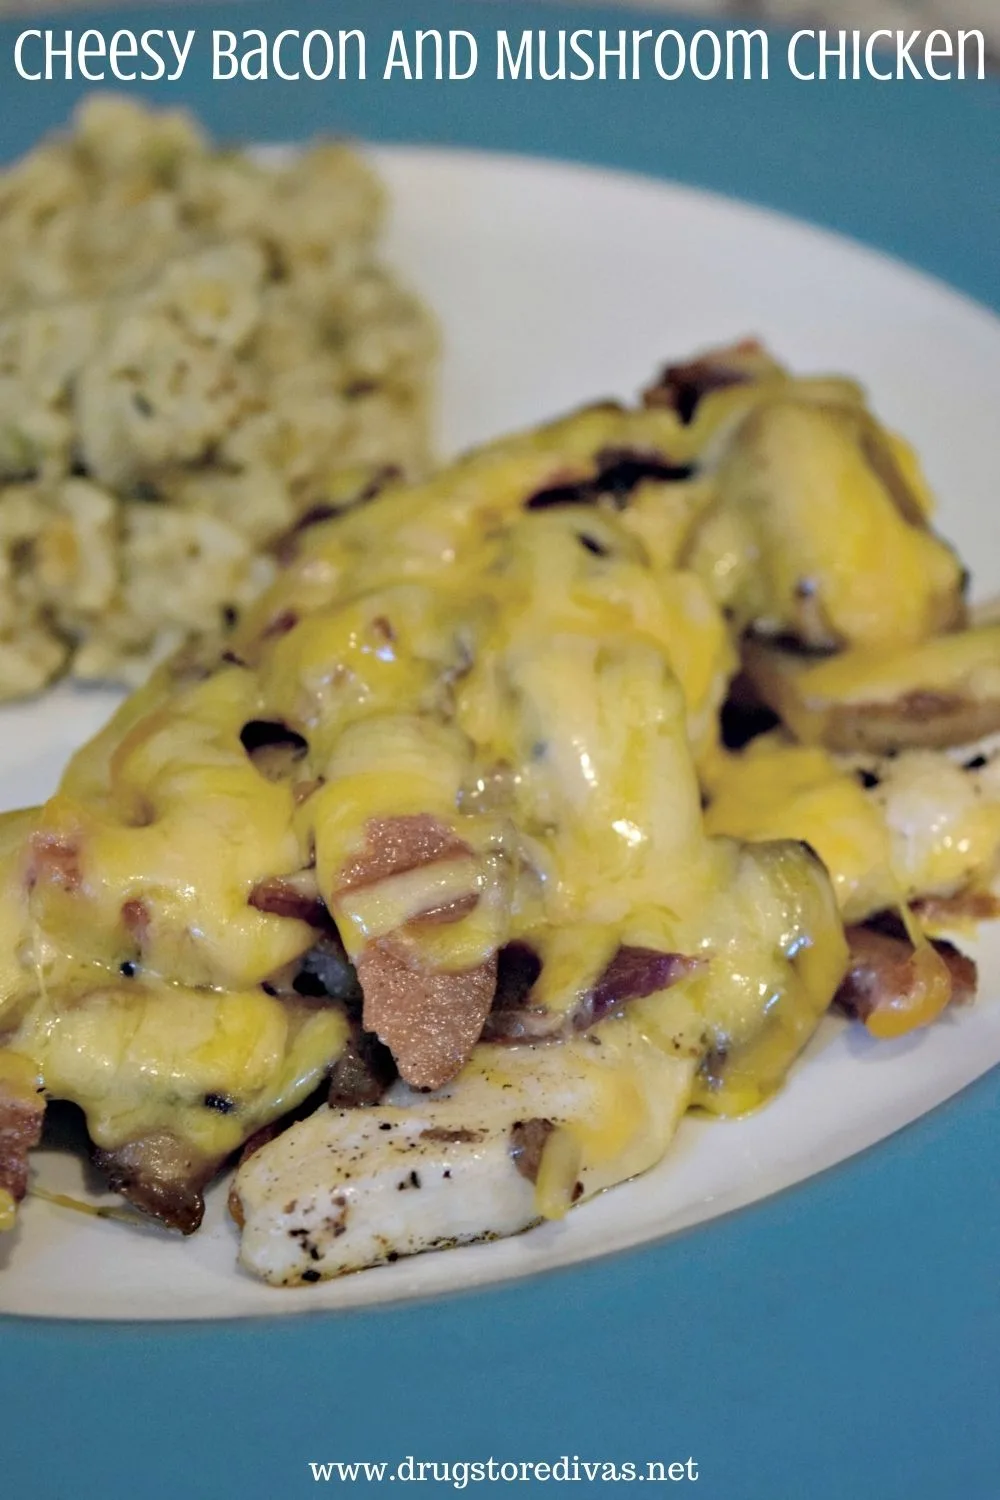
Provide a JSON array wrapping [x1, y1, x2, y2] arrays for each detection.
[[0, 5, 997, 1498]]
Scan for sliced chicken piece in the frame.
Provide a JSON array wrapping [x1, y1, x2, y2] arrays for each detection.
[[233, 1013, 698, 1286]]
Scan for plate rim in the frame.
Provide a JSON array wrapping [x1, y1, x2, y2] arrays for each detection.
[[0, 18, 997, 1345]]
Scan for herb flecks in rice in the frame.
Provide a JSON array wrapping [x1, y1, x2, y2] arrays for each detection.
[[0, 96, 437, 699]]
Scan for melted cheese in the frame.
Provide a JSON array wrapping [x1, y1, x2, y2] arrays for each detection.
[[687, 396, 964, 650], [707, 736, 1000, 923], [10, 373, 949, 1223], [705, 741, 896, 922], [0, 811, 35, 1027], [0, 1047, 42, 1231], [9, 982, 346, 1157]]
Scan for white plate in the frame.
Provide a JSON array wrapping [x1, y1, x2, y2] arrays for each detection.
[[2, 147, 998, 1320]]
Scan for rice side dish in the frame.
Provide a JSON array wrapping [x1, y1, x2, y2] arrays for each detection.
[[0, 96, 437, 698]]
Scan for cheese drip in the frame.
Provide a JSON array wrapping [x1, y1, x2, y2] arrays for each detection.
[[9, 362, 952, 1230], [706, 735, 1000, 925]]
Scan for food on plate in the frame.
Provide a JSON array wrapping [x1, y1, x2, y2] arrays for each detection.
[[705, 732, 1000, 925], [0, 1047, 45, 1233], [739, 625, 1000, 753], [0, 96, 436, 699], [831, 911, 978, 1041], [0, 342, 995, 1287], [647, 342, 966, 652]]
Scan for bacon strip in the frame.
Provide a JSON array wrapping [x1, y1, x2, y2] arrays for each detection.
[[339, 814, 470, 891], [588, 945, 701, 1024], [336, 815, 494, 1091], [484, 943, 698, 1042], [835, 916, 977, 1034], [643, 339, 765, 424], [0, 1072, 45, 1213], [914, 889, 1000, 927], [249, 872, 330, 929], [356, 940, 497, 1092], [509, 1118, 555, 1183], [27, 833, 81, 893]]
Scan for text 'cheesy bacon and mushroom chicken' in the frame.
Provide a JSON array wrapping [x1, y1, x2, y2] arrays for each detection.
[[1, 340, 998, 1287]]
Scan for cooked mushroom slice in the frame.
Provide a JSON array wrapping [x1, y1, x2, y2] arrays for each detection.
[[685, 395, 966, 652], [741, 624, 1000, 753], [326, 1026, 397, 1109], [5, 981, 348, 1230], [92, 1132, 221, 1235]]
